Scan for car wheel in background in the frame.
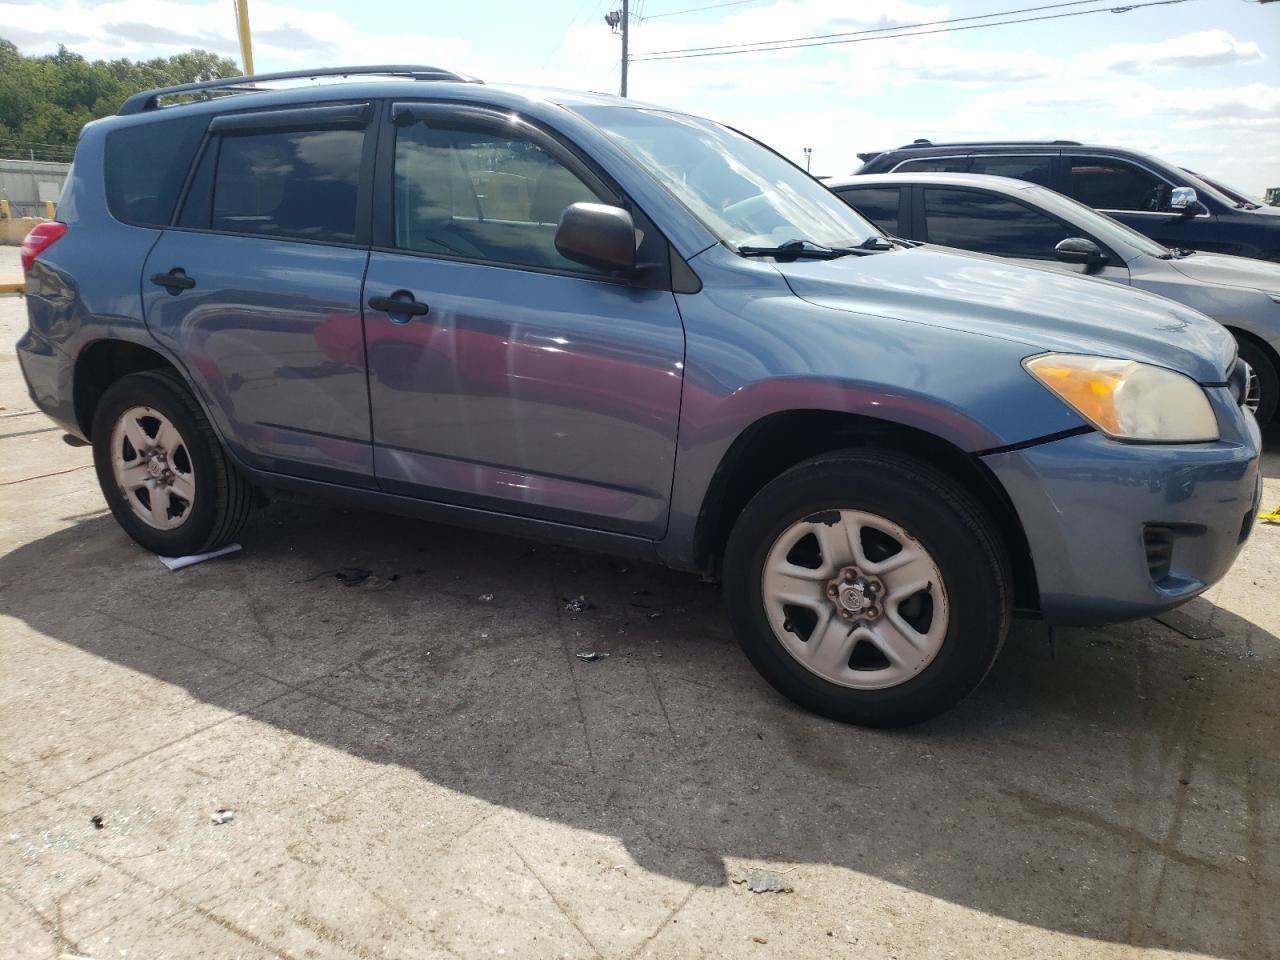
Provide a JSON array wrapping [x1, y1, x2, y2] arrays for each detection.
[[1236, 338, 1278, 426]]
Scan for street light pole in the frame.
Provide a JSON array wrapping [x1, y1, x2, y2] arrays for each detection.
[[804, 147, 812, 173]]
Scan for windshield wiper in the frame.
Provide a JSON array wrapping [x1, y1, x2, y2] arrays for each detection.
[[737, 238, 876, 260]]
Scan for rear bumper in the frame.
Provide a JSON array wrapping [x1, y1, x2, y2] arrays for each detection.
[[984, 391, 1262, 625], [15, 328, 80, 438]]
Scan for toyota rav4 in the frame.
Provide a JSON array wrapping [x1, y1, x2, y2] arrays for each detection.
[[16, 67, 1263, 726]]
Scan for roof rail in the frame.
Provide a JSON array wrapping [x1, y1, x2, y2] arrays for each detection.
[[894, 138, 1083, 150], [118, 65, 481, 115]]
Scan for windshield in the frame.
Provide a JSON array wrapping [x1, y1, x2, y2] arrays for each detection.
[[1025, 185, 1174, 259], [1183, 169, 1260, 208], [574, 105, 879, 251]]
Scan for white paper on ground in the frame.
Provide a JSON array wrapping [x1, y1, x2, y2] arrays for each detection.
[[159, 543, 242, 571]]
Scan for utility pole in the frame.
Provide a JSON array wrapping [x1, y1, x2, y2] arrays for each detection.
[[605, 2, 629, 97], [234, 0, 255, 75], [803, 147, 812, 173]]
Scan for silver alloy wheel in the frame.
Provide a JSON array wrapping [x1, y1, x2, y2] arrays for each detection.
[[1244, 363, 1261, 417], [761, 510, 949, 690], [110, 405, 196, 530]]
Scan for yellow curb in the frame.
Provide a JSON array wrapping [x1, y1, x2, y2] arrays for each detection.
[[0, 278, 24, 295]]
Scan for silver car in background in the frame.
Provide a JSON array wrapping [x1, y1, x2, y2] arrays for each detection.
[[828, 172, 1280, 424]]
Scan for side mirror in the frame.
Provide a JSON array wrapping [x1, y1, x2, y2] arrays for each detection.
[[1055, 237, 1108, 266], [555, 202, 636, 273], [1169, 186, 1198, 217]]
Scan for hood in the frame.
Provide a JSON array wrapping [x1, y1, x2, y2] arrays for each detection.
[[1167, 251, 1280, 293], [777, 246, 1237, 383]]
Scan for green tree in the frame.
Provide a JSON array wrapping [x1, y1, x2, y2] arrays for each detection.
[[0, 40, 241, 159]]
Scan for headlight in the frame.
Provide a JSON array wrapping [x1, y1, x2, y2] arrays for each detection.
[[1024, 354, 1218, 442]]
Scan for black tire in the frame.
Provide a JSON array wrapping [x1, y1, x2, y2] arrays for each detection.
[[723, 450, 1011, 727], [1237, 337, 1278, 426], [92, 369, 253, 556]]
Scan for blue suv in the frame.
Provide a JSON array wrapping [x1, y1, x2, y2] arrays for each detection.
[[16, 67, 1263, 726]]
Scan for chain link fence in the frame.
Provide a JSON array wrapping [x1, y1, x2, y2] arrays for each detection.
[[0, 139, 77, 163]]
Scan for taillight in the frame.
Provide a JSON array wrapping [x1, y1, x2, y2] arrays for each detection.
[[20, 221, 67, 275]]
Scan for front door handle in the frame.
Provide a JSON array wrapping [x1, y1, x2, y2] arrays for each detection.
[[150, 268, 196, 292], [368, 293, 429, 320]]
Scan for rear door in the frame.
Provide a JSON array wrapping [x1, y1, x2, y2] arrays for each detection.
[[919, 185, 1130, 283], [361, 101, 686, 538], [966, 153, 1058, 188], [142, 102, 376, 485]]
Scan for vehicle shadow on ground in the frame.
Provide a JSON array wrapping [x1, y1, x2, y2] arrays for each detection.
[[2, 499, 1276, 957]]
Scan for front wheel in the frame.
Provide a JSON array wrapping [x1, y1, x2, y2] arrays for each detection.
[[92, 369, 253, 556], [723, 451, 1011, 727], [1237, 338, 1277, 426]]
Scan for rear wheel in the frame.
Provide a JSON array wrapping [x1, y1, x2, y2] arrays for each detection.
[[92, 369, 252, 556], [723, 450, 1010, 727], [1237, 337, 1277, 426]]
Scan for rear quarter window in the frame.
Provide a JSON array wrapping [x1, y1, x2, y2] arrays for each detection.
[[104, 114, 210, 227]]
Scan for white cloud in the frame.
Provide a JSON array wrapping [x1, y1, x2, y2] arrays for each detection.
[[1072, 29, 1264, 76], [2, 0, 1275, 193], [0, 0, 472, 67]]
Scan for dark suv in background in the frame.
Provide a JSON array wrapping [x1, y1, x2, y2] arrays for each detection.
[[854, 141, 1280, 262]]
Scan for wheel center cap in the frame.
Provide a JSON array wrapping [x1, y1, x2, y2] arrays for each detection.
[[839, 582, 868, 613], [146, 458, 166, 479]]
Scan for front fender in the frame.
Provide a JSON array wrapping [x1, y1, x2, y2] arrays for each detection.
[[657, 247, 1086, 567]]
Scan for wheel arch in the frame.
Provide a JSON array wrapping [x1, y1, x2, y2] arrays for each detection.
[[1225, 325, 1279, 374], [1226, 326, 1279, 422], [73, 338, 182, 440], [691, 409, 1040, 612]]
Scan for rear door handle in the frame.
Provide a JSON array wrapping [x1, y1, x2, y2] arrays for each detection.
[[368, 293, 429, 320], [150, 269, 196, 291]]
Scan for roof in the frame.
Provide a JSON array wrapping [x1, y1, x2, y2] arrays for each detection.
[[111, 64, 657, 123], [825, 172, 1042, 192]]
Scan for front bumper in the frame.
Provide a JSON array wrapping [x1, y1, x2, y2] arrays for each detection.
[[984, 389, 1262, 625]]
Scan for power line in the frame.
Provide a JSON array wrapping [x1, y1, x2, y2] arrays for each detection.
[[640, 0, 771, 20], [631, 0, 1197, 61], [639, 0, 1108, 56]]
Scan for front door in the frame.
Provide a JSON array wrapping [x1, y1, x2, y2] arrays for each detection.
[[142, 103, 376, 485], [363, 103, 685, 538], [918, 185, 1131, 284], [1064, 154, 1220, 253]]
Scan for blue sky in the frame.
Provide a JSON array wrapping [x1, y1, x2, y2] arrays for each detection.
[[4, 0, 1278, 193]]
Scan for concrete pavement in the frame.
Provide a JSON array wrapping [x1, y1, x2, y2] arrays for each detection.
[[2, 245, 1278, 959]]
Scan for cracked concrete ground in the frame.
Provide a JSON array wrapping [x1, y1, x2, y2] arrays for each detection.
[[2, 244, 1278, 959]]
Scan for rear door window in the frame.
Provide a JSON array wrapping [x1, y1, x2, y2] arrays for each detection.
[[922, 187, 1071, 258], [835, 187, 901, 236], [104, 114, 209, 226], [211, 129, 365, 242], [1067, 156, 1174, 212], [967, 155, 1054, 187]]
